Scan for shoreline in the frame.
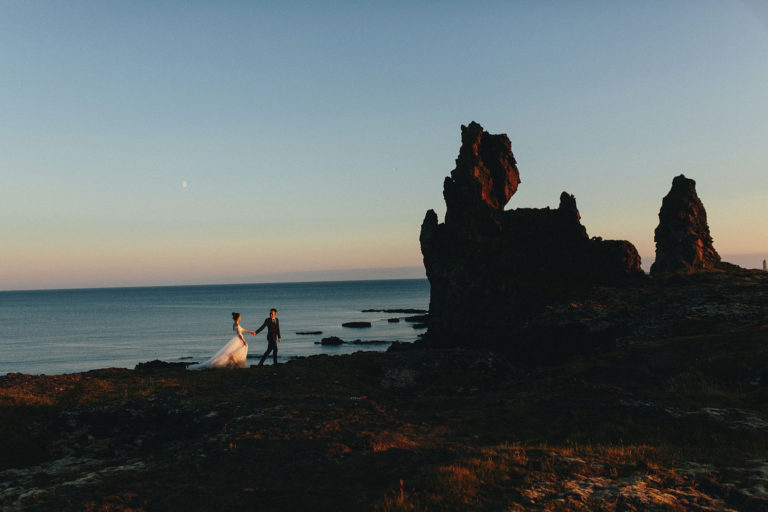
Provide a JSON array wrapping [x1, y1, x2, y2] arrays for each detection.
[[3, 329, 768, 510], [0, 279, 429, 377], [0, 338, 421, 378], [2, 269, 767, 510]]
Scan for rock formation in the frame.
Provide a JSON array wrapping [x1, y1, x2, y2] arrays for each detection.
[[443, 121, 520, 228], [420, 122, 644, 352], [650, 175, 721, 274]]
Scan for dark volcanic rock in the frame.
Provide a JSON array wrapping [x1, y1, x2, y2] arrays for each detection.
[[296, 331, 323, 335], [386, 341, 419, 352], [317, 337, 391, 346], [342, 322, 372, 328], [134, 360, 190, 371], [650, 174, 722, 274], [420, 122, 644, 353], [444, 121, 521, 220]]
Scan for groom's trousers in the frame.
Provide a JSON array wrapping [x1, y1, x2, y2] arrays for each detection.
[[258, 339, 278, 365]]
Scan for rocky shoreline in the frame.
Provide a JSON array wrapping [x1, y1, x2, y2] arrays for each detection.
[[2, 269, 767, 511]]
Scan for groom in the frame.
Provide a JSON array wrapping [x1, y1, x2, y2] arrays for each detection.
[[254, 308, 281, 366]]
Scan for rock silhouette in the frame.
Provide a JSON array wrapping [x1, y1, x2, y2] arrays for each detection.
[[443, 121, 520, 224], [651, 174, 721, 274], [342, 322, 372, 328], [420, 122, 644, 351]]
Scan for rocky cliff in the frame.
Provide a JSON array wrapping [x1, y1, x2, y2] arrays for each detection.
[[420, 122, 644, 352], [651, 174, 722, 274]]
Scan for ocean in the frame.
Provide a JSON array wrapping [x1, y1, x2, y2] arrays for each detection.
[[0, 279, 430, 376]]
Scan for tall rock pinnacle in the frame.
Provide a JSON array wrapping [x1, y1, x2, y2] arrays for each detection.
[[651, 174, 721, 274], [443, 121, 521, 214]]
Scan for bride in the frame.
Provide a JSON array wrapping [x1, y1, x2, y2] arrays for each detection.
[[188, 312, 255, 370]]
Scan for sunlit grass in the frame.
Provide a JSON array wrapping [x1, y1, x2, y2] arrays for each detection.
[[369, 431, 421, 453], [374, 441, 729, 511]]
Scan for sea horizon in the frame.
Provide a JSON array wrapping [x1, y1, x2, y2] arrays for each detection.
[[0, 275, 429, 295], [0, 278, 430, 376], [0, 266, 428, 293]]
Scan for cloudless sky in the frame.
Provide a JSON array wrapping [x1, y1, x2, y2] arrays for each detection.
[[2, 1, 767, 290]]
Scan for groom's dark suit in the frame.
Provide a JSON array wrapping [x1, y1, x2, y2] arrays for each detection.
[[255, 317, 281, 365]]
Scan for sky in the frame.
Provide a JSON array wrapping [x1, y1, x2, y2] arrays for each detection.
[[1, 1, 767, 290]]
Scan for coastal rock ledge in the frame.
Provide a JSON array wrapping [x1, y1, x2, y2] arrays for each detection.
[[419, 122, 644, 352]]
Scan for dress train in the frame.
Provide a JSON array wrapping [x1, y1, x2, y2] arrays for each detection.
[[188, 335, 248, 370]]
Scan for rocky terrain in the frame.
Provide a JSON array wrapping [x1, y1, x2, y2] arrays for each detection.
[[1, 268, 767, 511]]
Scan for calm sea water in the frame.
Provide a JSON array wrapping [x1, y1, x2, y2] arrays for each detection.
[[0, 279, 429, 375]]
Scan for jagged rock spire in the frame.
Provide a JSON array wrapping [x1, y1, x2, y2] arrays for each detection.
[[651, 174, 721, 274], [442, 122, 521, 227]]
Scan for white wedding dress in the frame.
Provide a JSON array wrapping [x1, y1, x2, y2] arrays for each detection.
[[188, 324, 249, 370]]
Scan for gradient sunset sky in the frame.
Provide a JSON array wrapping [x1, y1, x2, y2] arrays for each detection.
[[2, 1, 767, 290]]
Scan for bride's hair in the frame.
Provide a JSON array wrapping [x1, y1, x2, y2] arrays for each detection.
[[232, 312, 240, 330]]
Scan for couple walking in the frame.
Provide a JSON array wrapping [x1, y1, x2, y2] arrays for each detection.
[[189, 309, 281, 370]]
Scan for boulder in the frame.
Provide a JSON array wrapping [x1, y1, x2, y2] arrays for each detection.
[[134, 360, 190, 372]]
